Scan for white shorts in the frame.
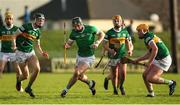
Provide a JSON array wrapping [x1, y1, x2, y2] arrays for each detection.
[[0, 52, 16, 62], [76, 55, 95, 67], [153, 55, 172, 72], [108, 58, 121, 67], [16, 50, 35, 63]]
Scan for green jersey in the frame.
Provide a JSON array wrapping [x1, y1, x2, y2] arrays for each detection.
[[0, 25, 18, 52], [144, 32, 169, 60], [16, 23, 41, 52], [105, 27, 131, 59], [69, 25, 99, 57]]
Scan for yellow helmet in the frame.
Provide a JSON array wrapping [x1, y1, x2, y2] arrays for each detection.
[[136, 24, 149, 32], [112, 15, 122, 21]]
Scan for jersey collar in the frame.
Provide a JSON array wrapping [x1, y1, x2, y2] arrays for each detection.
[[113, 27, 122, 32], [5, 24, 14, 30]]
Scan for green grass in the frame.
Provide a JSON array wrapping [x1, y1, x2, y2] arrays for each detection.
[[0, 72, 180, 104]]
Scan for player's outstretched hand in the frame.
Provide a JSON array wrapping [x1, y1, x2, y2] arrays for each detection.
[[91, 44, 98, 49], [64, 43, 71, 49], [42, 51, 49, 59]]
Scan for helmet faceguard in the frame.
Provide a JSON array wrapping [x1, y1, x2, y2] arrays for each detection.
[[72, 17, 83, 26], [34, 13, 45, 20], [34, 13, 45, 28], [72, 17, 84, 32]]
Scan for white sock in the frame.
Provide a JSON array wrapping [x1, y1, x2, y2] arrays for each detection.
[[64, 87, 69, 92], [148, 91, 155, 96], [169, 80, 173, 85], [89, 80, 93, 88]]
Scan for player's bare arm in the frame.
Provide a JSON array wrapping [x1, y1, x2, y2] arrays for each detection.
[[125, 38, 133, 56], [91, 31, 105, 49], [147, 40, 158, 67], [134, 51, 150, 63], [36, 39, 49, 59]]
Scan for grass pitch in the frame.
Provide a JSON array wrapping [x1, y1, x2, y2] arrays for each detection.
[[0, 72, 179, 104]]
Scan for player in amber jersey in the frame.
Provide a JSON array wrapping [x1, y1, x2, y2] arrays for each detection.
[[16, 13, 49, 98], [60, 17, 105, 97], [134, 24, 176, 97], [0, 12, 23, 92], [102, 15, 133, 95]]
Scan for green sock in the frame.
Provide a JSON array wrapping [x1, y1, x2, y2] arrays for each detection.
[[16, 76, 21, 82]]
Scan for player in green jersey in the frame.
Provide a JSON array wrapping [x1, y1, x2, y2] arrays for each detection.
[[15, 13, 49, 98], [134, 24, 176, 97], [102, 15, 133, 95], [0, 12, 23, 92], [60, 17, 105, 97]]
